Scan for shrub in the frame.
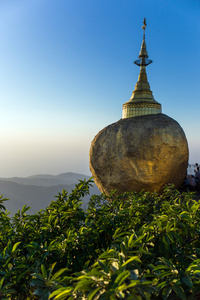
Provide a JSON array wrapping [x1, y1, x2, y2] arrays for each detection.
[[0, 180, 200, 299]]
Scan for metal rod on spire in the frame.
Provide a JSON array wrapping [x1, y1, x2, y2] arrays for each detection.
[[142, 18, 146, 40]]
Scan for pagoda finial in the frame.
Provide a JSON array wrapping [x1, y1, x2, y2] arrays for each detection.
[[142, 17, 146, 40], [134, 18, 151, 65]]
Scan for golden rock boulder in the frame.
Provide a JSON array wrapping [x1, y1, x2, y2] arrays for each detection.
[[89, 114, 189, 194]]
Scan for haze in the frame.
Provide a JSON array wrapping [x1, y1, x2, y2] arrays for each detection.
[[0, 0, 199, 177]]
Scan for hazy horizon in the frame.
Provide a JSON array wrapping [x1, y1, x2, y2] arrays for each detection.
[[0, 170, 92, 179], [0, 0, 199, 177]]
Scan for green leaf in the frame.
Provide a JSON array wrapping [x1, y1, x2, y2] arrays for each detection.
[[116, 290, 125, 298], [16, 269, 32, 283], [49, 288, 71, 298], [0, 277, 4, 289], [33, 288, 44, 296], [182, 275, 193, 288], [41, 264, 47, 279], [130, 234, 146, 246], [172, 284, 186, 300], [48, 262, 57, 279], [98, 260, 109, 274], [162, 285, 172, 300], [30, 279, 46, 287], [130, 269, 139, 280], [153, 265, 170, 271], [99, 249, 117, 259], [21, 205, 31, 215], [51, 288, 73, 300], [126, 280, 140, 289], [12, 242, 21, 253], [33, 273, 45, 281], [51, 268, 68, 280], [41, 291, 51, 300], [124, 236, 129, 249], [88, 287, 102, 300], [121, 256, 141, 267], [75, 278, 92, 292], [113, 228, 121, 238], [114, 270, 130, 285]]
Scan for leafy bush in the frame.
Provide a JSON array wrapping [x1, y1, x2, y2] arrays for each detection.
[[0, 179, 200, 299]]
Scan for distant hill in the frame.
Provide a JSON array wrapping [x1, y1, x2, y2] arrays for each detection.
[[0, 172, 92, 186], [0, 173, 101, 216]]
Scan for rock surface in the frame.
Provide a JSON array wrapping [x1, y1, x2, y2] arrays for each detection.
[[89, 114, 189, 194]]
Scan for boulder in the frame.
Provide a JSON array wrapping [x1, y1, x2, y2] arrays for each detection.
[[89, 114, 189, 194]]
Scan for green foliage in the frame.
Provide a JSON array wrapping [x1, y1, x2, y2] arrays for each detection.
[[0, 180, 200, 299]]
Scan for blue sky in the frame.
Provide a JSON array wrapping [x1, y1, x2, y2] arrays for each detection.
[[0, 0, 199, 177]]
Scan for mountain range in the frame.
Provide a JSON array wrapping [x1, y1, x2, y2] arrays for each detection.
[[0, 173, 100, 216]]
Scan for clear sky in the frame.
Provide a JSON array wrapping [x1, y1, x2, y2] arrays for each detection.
[[0, 0, 199, 177]]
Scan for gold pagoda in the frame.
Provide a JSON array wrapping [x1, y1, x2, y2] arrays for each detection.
[[122, 18, 162, 118]]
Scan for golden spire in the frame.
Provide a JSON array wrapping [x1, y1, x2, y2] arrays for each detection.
[[122, 18, 162, 119], [140, 18, 148, 58]]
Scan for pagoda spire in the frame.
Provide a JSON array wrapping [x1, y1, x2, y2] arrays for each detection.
[[122, 18, 162, 119], [139, 17, 149, 59]]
